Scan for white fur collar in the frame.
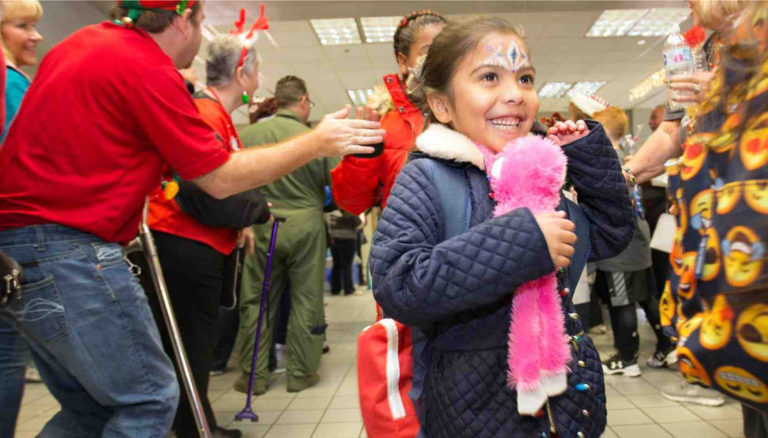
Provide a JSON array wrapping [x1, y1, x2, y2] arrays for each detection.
[[415, 124, 486, 170]]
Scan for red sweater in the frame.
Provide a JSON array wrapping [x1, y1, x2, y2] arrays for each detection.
[[331, 74, 424, 214]]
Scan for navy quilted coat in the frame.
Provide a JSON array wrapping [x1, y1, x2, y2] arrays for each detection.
[[370, 122, 634, 438]]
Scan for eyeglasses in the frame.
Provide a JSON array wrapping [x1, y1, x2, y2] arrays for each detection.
[[305, 96, 315, 108]]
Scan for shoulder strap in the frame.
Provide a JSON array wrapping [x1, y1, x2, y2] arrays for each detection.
[[422, 159, 472, 239]]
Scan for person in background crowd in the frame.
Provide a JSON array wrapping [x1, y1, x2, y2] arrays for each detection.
[[643, 105, 671, 302], [331, 9, 446, 214], [592, 107, 676, 377], [0, 1, 41, 436], [326, 210, 363, 296], [0, 0, 383, 434], [236, 75, 336, 395], [210, 94, 279, 377], [145, 34, 268, 438], [648, 104, 665, 132], [626, 0, 746, 408], [0, 0, 40, 141]]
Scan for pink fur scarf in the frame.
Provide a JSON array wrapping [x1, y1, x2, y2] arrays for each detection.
[[477, 135, 572, 416]]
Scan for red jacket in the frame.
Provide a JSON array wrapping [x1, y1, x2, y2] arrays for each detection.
[[331, 74, 424, 214]]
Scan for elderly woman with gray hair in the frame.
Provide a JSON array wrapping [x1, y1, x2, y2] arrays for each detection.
[[145, 34, 267, 438]]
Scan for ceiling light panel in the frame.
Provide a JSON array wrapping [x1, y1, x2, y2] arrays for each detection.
[[569, 81, 607, 97], [628, 8, 691, 37], [311, 18, 361, 46], [586, 9, 649, 38], [539, 82, 573, 99], [360, 16, 402, 43], [347, 89, 374, 106], [630, 68, 666, 101]]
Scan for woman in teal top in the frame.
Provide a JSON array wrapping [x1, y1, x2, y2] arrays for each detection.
[[1, 0, 42, 140], [0, 2, 42, 437]]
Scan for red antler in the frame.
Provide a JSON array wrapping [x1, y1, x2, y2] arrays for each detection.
[[245, 4, 270, 39], [230, 8, 246, 35]]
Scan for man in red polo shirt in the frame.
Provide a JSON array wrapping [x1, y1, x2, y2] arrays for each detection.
[[0, 1, 383, 436]]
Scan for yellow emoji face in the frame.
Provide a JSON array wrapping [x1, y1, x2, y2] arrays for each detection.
[[740, 113, 768, 171], [700, 228, 722, 282], [660, 282, 675, 327], [690, 190, 714, 231], [745, 180, 768, 215], [677, 313, 704, 339], [716, 181, 743, 215], [709, 113, 740, 153], [715, 366, 768, 403], [678, 346, 712, 386], [678, 252, 698, 299], [682, 134, 711, 181], [723, 226, 764, 288], [737, 303, 768, 363], [700, 295, 734, 350]]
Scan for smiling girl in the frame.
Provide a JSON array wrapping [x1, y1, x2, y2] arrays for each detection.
[[370, 18, 634, 437]]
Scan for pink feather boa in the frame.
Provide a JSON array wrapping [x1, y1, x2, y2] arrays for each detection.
[[478, 135, 572, 415]]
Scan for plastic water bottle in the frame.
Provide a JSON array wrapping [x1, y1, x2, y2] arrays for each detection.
[[663, 24, 694, 111]]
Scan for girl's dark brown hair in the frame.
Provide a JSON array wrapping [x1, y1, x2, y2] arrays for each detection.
[[407, 17, 524, 122], [393, 10, 446, 59]]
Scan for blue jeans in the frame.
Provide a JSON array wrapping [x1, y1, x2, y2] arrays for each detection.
[[0, 318, 29, 438], [0, 225, 179, 437]]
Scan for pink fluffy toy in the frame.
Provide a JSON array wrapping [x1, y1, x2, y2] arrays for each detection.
[[479, 135, 572, 416]]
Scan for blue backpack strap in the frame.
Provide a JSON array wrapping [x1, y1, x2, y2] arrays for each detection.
[[421, 159, 472, 239], [408, 158, 471, 426]]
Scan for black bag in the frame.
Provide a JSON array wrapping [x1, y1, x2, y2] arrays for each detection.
[[173, 179, 271, 229], [0, 249, 23, 308]]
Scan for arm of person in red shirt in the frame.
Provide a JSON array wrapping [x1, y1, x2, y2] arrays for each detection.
[[195, 106, 384, 199], [330, 154, 383, 215], [130, 69, 384, 200]]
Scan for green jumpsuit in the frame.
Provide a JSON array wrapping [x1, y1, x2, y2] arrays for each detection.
[[238, 109, 338, 383]]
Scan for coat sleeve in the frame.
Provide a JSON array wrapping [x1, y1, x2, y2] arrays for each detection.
[[561, 122, 635, 261], [330, 155, 384, 215], [370, 160, 555, 327]]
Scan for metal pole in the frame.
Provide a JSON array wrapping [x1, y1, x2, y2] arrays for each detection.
[[137, 199, 212, 438]]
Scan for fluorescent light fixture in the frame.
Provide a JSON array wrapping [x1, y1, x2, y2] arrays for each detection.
[[568, 81, 607, 97], [586, 8, 690, 38], [311, 18, 361, 46], [628, 8, 691, 37], [586, 9, 648, 38], [539, 82, 573, 99], [360, 16, 402, 43], [347, 88, 374, 106], [629, 68, 666, 101]]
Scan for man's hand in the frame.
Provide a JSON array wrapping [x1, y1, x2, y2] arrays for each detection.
[[313, 105, 385, 157], [534, 211, 577, 269], [547, 120, 589, 146], [667, 71, 716, 105], [238, 227, 255, 255]]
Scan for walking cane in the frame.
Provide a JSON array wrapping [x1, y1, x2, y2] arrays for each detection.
[[135, 199, 212, 438], [236, 216, 285, 422]]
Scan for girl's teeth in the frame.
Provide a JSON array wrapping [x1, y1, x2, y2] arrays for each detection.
[[490, 119, 520, 130]]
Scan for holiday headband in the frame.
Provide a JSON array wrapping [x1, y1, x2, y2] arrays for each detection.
[[229, 5, 270, 69], [117, 0, 195, 22]]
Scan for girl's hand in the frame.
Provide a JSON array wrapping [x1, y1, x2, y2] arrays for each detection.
[[356, 105, 381, 122], [547, 120, 589, 146], [534, 211, 577, 269]]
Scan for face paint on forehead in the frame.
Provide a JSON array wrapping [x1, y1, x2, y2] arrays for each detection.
[[481, 40, 530, 72]]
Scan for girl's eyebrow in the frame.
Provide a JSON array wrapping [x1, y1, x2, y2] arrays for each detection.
[[470, 63, 537, 75]]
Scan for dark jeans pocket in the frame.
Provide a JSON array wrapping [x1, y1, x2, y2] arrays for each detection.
[[9, 276, 68, 343]]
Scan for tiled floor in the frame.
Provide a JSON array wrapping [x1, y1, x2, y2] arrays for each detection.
[[14, 291, 745, 438]]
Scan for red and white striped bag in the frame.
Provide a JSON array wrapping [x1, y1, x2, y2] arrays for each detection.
[[357, 318, 419, 438]]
